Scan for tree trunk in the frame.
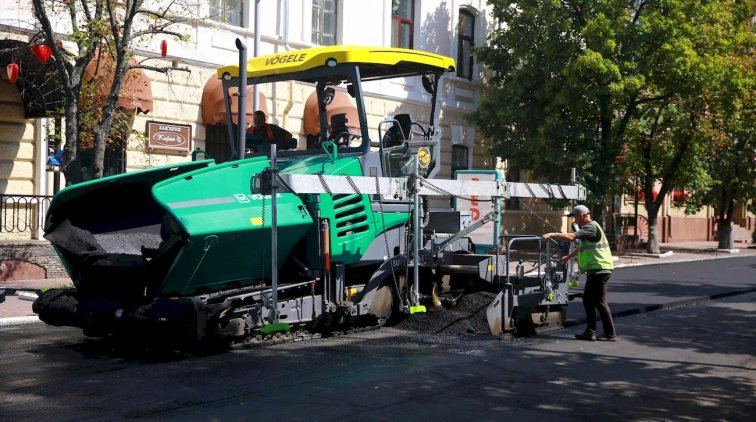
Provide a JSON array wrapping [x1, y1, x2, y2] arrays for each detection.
[[716, 223, 734, 250], [644, 188, 662, 254], [717, 197, 736, 250], [92, 129, 108, 180], [91, 47, 132, 180], [591, 204, 605, 229], [61, 102, 82, 186], [646, 212, 660, 254]]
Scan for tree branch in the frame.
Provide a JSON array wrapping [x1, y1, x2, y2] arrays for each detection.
[[106, 0, 121, 48], [128, 64, 191, 74], [560, 0, 586, 28], [132, 28, 186, 38], [635, 93, 672, 106], [614, 93, 639, 145], [644, 105, 667, 213], [657, 111, 696, 207], [31, 0, 73, 83], [67, 0, 79, 35], [79, 0, 92, 22], [632, 0, 647, 26], [135, 0, 179, 20]]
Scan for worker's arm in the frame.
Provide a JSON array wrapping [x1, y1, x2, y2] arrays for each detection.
[[542, 232, 577, 242], [542, 232, 579, 265], [560, 246, 579, 265]]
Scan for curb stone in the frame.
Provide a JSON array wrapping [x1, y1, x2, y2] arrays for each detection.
[[0, 316, 40, 327]]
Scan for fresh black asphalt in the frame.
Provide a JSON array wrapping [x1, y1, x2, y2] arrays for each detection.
[[567, 255, 756, 326]]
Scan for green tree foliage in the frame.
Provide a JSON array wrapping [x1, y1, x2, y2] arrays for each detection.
[[31, 0, 193, 184], [689, 87, 754, 249], [470, 0, 753, 252]]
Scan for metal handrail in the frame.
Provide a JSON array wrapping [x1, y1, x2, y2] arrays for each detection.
[[501, 235, 561, 296], [0, 194, 52, 234], [504, 236, 542, 285]]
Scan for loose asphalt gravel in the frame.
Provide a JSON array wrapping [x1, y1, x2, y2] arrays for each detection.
[[393, 291, 496, 335]]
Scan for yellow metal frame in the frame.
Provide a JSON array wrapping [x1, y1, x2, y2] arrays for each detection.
[[216, 45, 455, 79]]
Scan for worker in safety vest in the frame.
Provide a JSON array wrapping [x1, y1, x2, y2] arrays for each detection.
[[542, 205, 617, 342], [246, 110, 295, 154]]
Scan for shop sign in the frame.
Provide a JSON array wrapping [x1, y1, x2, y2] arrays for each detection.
[[147, 121, 191, 152]]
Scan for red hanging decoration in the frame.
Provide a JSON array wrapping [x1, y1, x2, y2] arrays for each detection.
[[6, 63, 19, 84], [31, 44, 53, 64], [160, 40, 168, 57]]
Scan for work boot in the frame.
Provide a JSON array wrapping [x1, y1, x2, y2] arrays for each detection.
[[598, 335, 618, 342], [574, 331, 596, 341]]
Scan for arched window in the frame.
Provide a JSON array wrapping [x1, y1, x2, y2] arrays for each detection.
[[457, 9, 475, 79]]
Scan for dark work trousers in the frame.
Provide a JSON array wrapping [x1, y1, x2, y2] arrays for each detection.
[[583, 273, 616, 336]]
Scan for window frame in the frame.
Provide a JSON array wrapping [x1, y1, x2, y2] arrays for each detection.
[[311, 0, 338, 46], [451, 144, 470, 176], [457, 8, 475, 79], [391, 0, 414, 49], [209, 0, 245, 27]]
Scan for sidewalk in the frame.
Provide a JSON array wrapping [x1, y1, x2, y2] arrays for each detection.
[[0, 278, 72, 324], [1, 241, 754, 324], [614, 241, 756, 268]]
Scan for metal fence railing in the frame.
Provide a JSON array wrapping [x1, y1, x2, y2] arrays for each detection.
[[0, 194, 53, 234]]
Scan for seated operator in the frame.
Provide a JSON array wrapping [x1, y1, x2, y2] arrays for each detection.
[[246, 110, 296, 154]]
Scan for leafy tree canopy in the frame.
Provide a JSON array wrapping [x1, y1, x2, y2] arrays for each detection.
[[31, 0, 195, 183], [470, 0, 753, 217]]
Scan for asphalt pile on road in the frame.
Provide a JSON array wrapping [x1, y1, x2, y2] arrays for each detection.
[[393, 291, 496, 335]]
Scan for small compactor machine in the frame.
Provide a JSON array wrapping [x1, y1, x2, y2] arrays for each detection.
[[34, 44, 585, 345]]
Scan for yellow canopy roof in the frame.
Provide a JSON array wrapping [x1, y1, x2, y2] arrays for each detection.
[[216, 45, 455, 82]]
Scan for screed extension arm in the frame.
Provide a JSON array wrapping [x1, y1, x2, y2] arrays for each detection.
[[271, 174, 586, 201]]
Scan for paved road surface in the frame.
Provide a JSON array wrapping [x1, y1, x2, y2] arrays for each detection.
[[567, 255, 756, 325], [0, 259, 754, 421]]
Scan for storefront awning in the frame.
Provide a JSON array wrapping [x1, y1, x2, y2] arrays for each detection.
[[201, 76, 267, 125], [303, 90, 360, 136], [84, 52, 153, 114]]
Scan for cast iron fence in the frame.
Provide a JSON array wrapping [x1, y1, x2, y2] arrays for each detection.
[[0, 194, 53, 234]]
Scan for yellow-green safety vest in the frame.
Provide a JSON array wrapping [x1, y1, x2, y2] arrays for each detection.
[[577, 222, 614, 272]]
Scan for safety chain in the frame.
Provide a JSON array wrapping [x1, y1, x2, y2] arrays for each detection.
[[317, 173, 333, 195], [346, 175, 361, 195], [419, 177, 487, 203], [374, 176, 405, 308], [540, 183, 555, 199], [556, 184, 567, 200]]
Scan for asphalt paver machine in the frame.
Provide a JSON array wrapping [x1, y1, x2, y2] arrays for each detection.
[[34, 44, 585, 345]]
